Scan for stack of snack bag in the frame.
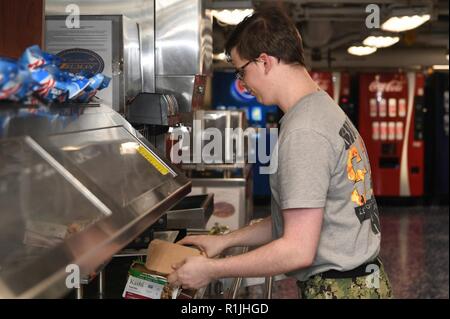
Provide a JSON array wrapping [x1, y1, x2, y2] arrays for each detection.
[[0, 45, 110, 104]]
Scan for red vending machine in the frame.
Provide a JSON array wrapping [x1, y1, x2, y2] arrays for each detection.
[[310, 71, 354, 121], [310, 71, 350, 102], [359, 72, 425, 197]]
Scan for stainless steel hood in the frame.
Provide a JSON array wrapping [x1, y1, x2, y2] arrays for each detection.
[[44, 0, 213, 113], [155, 0, 213, 113], [0, 102, 191, 298]]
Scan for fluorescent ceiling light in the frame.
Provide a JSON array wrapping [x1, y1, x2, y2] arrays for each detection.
[[381, 14, 430, 32], [363, 36, 400, 48], [211, 9, 253, 25], [213, 52, 227, 61], [432, 65, 449, 70], [61, 146, 81, 151], [347, 46, 377, 56]]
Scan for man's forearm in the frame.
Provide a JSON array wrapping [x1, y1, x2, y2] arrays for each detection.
[[223, 216, 273, 249], [209, 237, 311, 279]]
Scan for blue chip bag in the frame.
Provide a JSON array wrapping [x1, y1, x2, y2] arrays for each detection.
[[99, 75, 111, 90], [76, 74, 104, 102], [2, 45, 111, 104], [7, 71, 34, 102], [78, 69, 95, 79], [88, 73, 105, 91], [30, 69, 70, 103], [1, 58, 18, 87], [0, 59, 33, 101], [77, 74, 111, 102], [0, 59, 20, 99], [66, 76, 90, 100], [42, 52, 62, 67], [19, 45, 46, 71]]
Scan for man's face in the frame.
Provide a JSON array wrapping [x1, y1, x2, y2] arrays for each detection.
[[230, 48, 266, 104]]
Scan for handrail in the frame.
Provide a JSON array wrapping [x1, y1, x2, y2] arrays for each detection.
[[226, 246, 274, 299], [227, 246, 249, 299]]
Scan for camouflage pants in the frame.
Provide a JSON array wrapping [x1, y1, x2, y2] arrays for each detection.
[[297, 263, 393, 299]]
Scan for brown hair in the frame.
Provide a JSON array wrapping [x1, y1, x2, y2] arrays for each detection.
[[225, 6, 305, 67]]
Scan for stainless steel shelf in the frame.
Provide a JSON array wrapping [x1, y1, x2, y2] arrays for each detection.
[[166, 193, 214, 229]]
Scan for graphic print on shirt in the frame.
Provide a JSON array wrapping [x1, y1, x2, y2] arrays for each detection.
[[339, 118, 380, 234]]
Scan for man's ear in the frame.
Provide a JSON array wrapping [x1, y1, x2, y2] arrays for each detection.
[[258, 53, 276, 75]]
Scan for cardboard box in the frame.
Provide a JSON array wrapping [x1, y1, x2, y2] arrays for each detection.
[[145, 239, 202, 275], [122, 239, 201, 299], [123, 262, 176, 299]]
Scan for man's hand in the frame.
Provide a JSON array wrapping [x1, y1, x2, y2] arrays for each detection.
[[177, 235, 227, 258], [167, 255, 216, 290]]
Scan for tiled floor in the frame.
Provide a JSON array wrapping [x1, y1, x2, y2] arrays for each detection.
[[240, 205, 449, 299], [74, 205, 448, 299], [379, 205, 449, 299]]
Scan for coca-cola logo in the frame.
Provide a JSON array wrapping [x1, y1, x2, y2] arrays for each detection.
[[369, 78, 404, 93]]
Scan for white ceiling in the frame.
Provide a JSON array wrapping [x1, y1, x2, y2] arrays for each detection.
[[210, 0, 449, 69]]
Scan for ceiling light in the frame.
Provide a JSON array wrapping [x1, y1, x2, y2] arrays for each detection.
[[347, 46, 377, 56], [61, 146, 81, 151], [381, 14, 430, 32], [213, 52, 227, 61], [363, 36, 400, 48], [432, 65, 449, 71], [211, 9, 253, 25]]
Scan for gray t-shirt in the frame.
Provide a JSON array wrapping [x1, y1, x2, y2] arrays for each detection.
[[270, 90, 381, 282]]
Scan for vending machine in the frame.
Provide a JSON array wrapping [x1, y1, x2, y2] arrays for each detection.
[[310, 71, 356, 123], [359, 72, 425, 197]]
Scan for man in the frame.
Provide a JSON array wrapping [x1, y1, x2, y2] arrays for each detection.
[[168, 7, 393, 299]]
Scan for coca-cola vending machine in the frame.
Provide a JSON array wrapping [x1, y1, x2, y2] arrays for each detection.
[[310, 71, 355, 122], [359, 72, 425, 197]]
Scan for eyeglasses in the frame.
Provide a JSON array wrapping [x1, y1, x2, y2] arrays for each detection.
[[235, 60, 255, 81]]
